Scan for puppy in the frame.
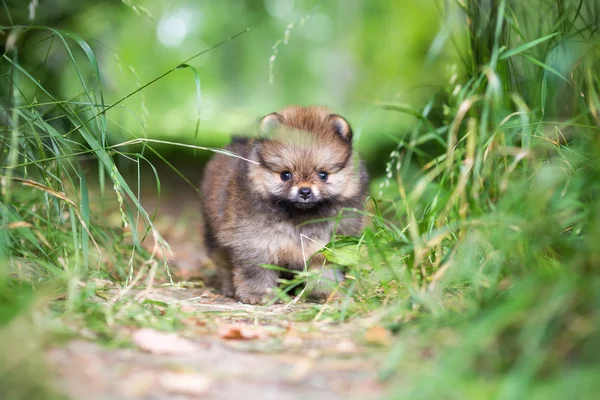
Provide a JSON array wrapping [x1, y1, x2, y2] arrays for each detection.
[[201, 106, 368, 304]]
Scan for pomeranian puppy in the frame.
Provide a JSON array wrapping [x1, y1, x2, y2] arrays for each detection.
[[201, 106, 368, 304]]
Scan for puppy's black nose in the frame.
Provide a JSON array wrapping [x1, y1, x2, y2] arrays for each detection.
[[298, 187, 312, 199]]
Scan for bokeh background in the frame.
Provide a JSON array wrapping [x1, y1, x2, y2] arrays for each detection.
[[3, 0, 459, 169]]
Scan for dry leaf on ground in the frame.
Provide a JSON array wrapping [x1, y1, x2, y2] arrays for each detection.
[[132, 328, 198, 355], [218, 324, 267, 340]]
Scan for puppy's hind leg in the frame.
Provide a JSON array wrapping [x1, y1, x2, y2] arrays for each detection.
[[206, 248, 235, 297], [203, 219, 234, 297], [215, 251, 235, 297]]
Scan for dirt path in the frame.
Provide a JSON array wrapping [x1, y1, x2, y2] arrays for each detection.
[[46, 168, 386, 400], [47, 288, 384, 400]]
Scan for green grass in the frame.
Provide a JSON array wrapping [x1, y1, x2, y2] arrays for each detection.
[[331, 0, 600, 398], [1, 0, 600, 399]]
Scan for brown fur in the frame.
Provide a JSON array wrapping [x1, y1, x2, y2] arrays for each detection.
[[200, 106, 368, 304]]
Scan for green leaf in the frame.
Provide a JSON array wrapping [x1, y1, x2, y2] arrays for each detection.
[[322, 245, 361, 268], [522, 54, 570, 84], [499, 33, 559, 60]]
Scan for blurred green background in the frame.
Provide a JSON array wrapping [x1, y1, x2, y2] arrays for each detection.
[[3, 0, 457, 165]]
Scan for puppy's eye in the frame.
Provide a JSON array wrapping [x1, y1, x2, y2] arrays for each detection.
[[280, 171, 292, 181], [318, 171, 328, 181]]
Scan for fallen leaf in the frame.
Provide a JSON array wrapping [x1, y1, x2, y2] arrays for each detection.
[[159, 372, 211, 395], [218, 324, 266, 340], [364, 326, 391, 346], [133, 328, 198, 355]]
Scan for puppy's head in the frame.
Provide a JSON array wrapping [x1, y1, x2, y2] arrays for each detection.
[[248, 106, 362, 209]]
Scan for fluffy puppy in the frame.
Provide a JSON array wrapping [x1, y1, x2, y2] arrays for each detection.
[[201, 106, 368, 304]]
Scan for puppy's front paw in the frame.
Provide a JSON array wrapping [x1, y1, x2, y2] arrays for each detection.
[[307, 267, 345, 300], [235, 288, 274, 305], [233, 265, 279, 304]]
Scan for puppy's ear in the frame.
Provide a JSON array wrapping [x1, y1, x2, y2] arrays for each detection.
[[260, 112, 284, 134], [328, 114, 353, 142]]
